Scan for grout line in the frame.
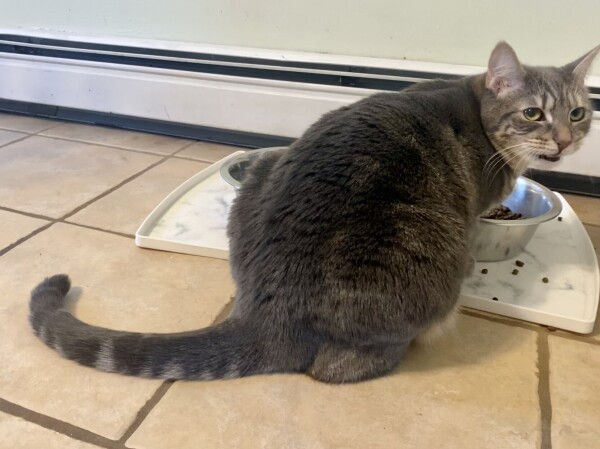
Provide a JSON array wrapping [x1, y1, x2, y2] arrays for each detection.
[[171, 139, 244, 163], [0, 117, 68, 147], [61, 220, 135, 239], [0, 205, 135, 243], [170, 139, 201, 153], [115, 291, 236, 444], [0, 117, 65, 136], [160, 143, 218, 162], [36, 121, 68, 134], [0, 397, 122, 449], [60, 157, 169, 220], [0, 126, 38, 134], [538, 331, 553, 449], [171, 139, 243, 154], [115, 290, 236, 445], [0, 133, 33, 149], [116, 294, 236, 445], [0, 205, 55, 221], [38, 133, 196, 158], [171, 154, 227, 164], [0, 120, 68, 138], [117, 381, 175, 445], [0, 222, 54, 257]]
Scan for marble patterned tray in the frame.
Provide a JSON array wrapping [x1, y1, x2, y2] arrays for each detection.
[[461, 194, 599, 333], [136, 155, 599, 334], [136, 151, 244, 259]]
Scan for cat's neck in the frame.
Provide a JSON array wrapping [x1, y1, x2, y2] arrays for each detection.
[[467, 74, 488, 102], [464, 74, 518, 211]]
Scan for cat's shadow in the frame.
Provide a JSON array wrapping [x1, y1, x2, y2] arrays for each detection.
[[63, 287, 84, 313], [390, 312, 532, 376]]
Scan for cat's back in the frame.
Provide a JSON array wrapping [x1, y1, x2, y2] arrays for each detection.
[[235, 78, 479, 237], [294, 78, 475, 159], [277, 79, 476, 204], [232, 78, 476, 253]]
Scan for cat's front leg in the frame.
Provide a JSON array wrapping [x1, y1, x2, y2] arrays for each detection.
[[465, 253, 476, 276]]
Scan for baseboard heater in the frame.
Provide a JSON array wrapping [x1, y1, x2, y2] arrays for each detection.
[[0, 32, 598, 196]]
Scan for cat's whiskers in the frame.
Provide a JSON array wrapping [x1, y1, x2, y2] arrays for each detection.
[[482, 152, 506, 180], [483, 142, 529, 177], [482, 142, 528, 178], [489, 146, 538, 183], [488, 148, 528, 184], [483, 151, 519, 188], [486, 143, 540, 187], [516, 148, 540, 172], [516, 154, 533, 177], [483, 143, 530, 187]]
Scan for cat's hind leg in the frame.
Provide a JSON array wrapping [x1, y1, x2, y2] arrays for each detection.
[[415, 303, 461, 345], [308, 340, 409, 383]]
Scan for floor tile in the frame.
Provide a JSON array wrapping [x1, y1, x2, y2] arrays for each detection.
[[68, 158, 209, 235], [587, 224, 600, 263], [128, 315, 540, 449], [42, 123, 191, 155], [175, 141, 243, 162], [549, 337, 600, 449], [563, 193, 600, 227], [0, 223, 234, 438], [0, 136, 159, 218], [583, 225, 600, 341], [0, 130, 26, 146], [0, 412, 99, 449], [0, 210, 49, 250], [0, 113, 59, 133]]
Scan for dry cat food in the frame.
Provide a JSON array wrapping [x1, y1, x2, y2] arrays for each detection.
[[481, 268, 488, 274], [481, 205, 523, 220], [515, 260, 524, 267], [492, 297, 499, 301], [542, 277, 549, 283], [558, 217, 563, 222], [512, 269, 519, 275]]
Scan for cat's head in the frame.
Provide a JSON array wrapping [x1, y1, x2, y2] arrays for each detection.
[[480, 42, 599, 174]]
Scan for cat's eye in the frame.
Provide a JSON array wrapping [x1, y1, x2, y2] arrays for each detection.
[[570, 107, 586, 122], [523, 108, 545, 121]]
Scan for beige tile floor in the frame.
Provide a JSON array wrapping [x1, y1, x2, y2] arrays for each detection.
[[0, 112, 598, 449]]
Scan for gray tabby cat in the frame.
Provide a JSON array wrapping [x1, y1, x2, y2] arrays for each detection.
[[30, 42, 598, 383]]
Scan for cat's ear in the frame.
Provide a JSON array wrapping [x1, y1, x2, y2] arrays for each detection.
[[563, 45, 600, 84], [485, 42, 526, 97]]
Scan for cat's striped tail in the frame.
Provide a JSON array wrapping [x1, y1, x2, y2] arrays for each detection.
[[28, 274, 271, 380]]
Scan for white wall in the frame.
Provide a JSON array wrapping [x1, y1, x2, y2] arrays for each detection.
[[1, 0, 599, 74]]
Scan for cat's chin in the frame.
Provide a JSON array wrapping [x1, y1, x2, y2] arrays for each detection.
[[529, 156, 563, 170]]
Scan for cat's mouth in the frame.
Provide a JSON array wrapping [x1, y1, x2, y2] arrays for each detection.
[[536, 154, 561, 163]]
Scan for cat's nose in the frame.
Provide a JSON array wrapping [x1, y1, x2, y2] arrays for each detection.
[[553, 129, 572, 152], [554, 137, 572, 152]]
